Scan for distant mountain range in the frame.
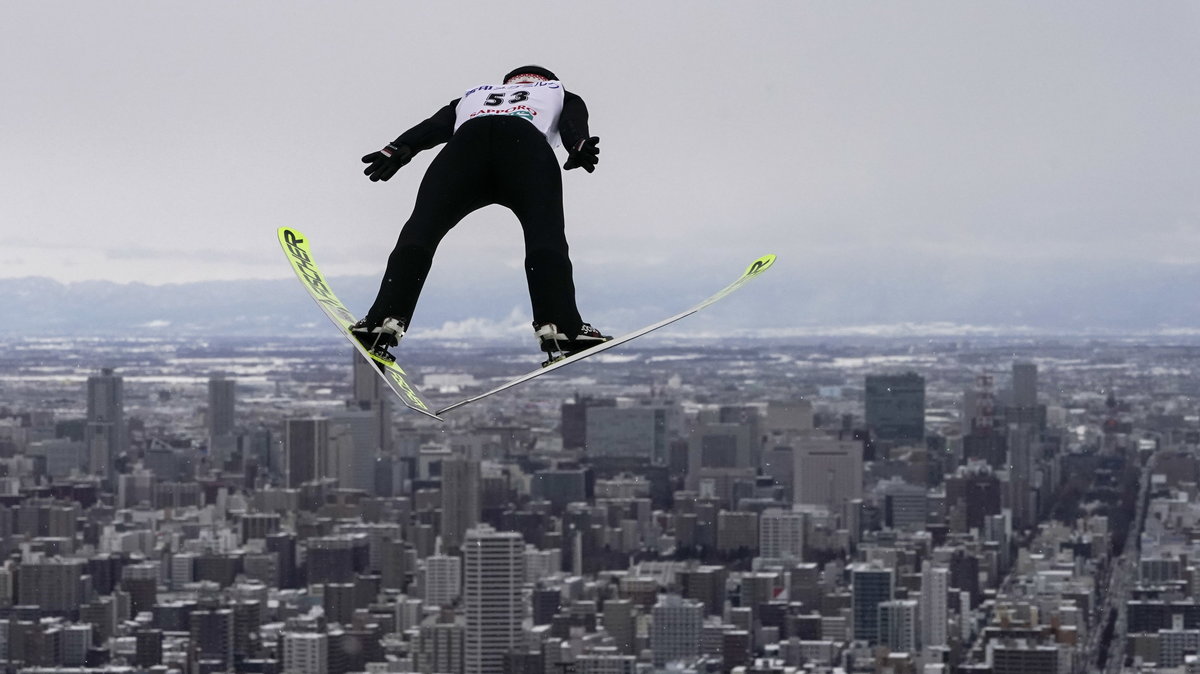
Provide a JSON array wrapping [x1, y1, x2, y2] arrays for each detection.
[[3, 261, 1199, 339]]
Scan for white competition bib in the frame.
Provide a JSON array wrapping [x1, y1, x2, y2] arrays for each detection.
[[453, 81, 566, 147]]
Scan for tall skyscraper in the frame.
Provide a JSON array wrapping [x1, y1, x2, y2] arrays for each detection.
[[207, 374, 235, 439], [759, 508, 805, 561], [650, 595, 703, 666], [1007, 421, 1038, 529], [793, 434, 864, 513], [328, 410, 379, 493], [87, 368, 126, 485], [865, 372, 926, 445], [352, 354, 394, 454], [285, 418, 329, 488], [464, 525, 524, 674], [441, 455, 481, 552], [1012, 361, 1038, 408], [920, 561, 950, 648], [851, 563, 894, 644]]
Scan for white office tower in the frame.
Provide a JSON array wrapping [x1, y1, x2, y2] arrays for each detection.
[[650, 595, 704, 667], [920, 561, 949, 648], [759, 508, 805, 562], [793, 434, 863, 513], [424, 554, 462, 608], [464, 525, 524, 674], [283, 632, 328, 674]]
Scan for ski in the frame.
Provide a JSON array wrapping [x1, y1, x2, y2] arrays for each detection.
[[277, 227, 442, 421], [436, 254, 776, 416]]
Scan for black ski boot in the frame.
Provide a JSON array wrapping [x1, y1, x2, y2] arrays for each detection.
[[534, 322, 611, 366], [351, 317, 406, 363]]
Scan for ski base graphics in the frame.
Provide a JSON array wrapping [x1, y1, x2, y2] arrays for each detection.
[[277, 227, 441, 421]]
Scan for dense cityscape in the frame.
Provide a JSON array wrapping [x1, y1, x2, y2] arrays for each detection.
[[2, 335, 1200, 674]]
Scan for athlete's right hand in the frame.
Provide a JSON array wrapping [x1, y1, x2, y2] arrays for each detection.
[[362, 142, 413, 182]]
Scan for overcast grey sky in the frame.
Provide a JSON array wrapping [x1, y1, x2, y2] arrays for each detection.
[[2, 1, 1198, 298]]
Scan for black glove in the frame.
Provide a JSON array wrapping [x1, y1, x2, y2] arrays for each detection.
[[362, 142, 413, 182], [563, 136, 600, 173]]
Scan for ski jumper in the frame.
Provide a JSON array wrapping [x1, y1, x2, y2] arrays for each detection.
[[364, 79, 594, 335]]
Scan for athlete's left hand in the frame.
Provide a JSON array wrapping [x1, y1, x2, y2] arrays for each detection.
[[564, 137, 600, 173], [362, 142, 413, 182]]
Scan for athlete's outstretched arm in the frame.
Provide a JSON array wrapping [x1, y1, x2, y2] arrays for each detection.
[[560, 91, 599, 173], [362, 100, 460, 182]]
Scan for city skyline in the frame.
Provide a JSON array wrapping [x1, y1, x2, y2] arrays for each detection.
[[0, 334, 1193, 672]]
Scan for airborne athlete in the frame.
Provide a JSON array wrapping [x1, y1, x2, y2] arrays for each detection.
[[353, 65, 610, 363]]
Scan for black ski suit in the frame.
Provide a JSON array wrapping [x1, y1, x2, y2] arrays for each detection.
[[364, 86, 595, 336]]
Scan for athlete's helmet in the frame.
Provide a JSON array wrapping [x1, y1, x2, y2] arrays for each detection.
[[503, 65, 558, 83]]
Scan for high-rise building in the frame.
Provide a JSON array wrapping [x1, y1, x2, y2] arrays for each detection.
[[793, 434, 863, 513], [190, 608, 234, 669], [417, 616, 465, 674], [86, 368, 126, 485], [307, 535, 368, 585], [441, 455, 481, 552], [17, 558, 85, 616], [679, 565, 727, 616], [323, 583, 357, 625], [991, 642, 1065, 674], [424, 554, 462, 608], [134, 629, 163, 667], [882, 481, 929, 531], [759, 508, 805, 562], [587, 405, 673, 463], [352, 353, 394, 455], [1012, 361, 1038, 408], [463, 525, 524, 674], [920, 561, 949, 648], [716, 510, 759, 554], [381, 537, 412, 591], [328, 410, 379, 493], [878, 599, 920, 652], [283, 632, 328, 674], [945, 463, 1003, 533], [650, 595, 703, 666], [207, 374, 236, 439], [285, 418, 329, 488], [689, 421, 754, 470], [561, 395, 617, 449], [1007, 422, 1038, 529], [575, 653, 638, 674], [602, 598, 636, 655], [865, 372, 925, 445], [851, 563, 894, 644]]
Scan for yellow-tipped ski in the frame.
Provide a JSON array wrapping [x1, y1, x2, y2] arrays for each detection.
[[436, 254, 777, 416]]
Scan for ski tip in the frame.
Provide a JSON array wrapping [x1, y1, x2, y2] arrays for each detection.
[[744, 254, 776, 277]]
